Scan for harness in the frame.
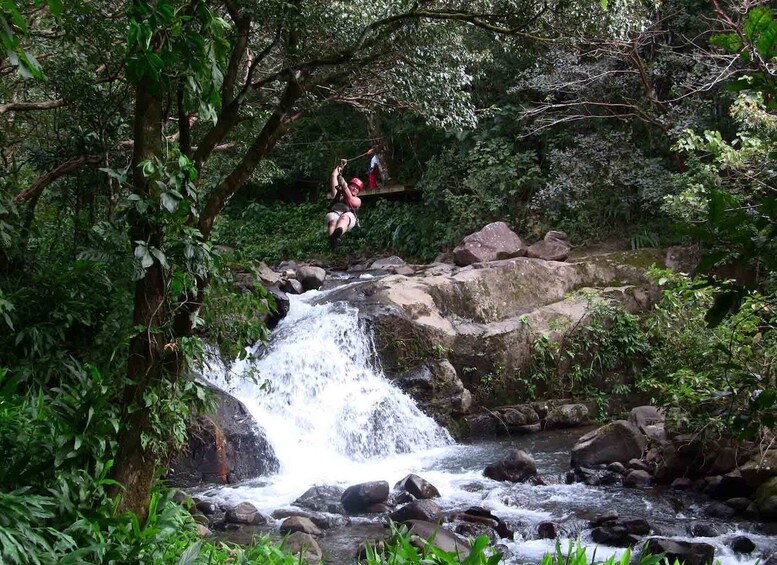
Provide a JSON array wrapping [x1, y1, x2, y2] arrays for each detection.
[[330, 175, 357, 216]]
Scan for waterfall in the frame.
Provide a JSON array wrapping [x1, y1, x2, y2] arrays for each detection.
[[207, 290, 453, 487]]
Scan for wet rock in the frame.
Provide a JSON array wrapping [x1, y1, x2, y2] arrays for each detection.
[[460, 507, 514, 539], [365, 503, 393, 514], [191, 512, 209, 526], [689, 523, 718, 537], [195, 501, 218, 515], [196, 524, 212, 537], [704, 501, 736, 519], [544, 404, 589, 429], [527, 231, 572, 262], [644, 538, 715, 565], [654, 441, 701, 483], [371, 256, 406, 270], [590, 510, 619, 527], [451, 512, 498, 529], [628, 406, 665, 429], [607, 462, 626, 474], [453, 222, 527, 266], [297, 266, 326, 291], [570, 421, 647, 467], [706, 471, 753, 499], [272, 508, 348, 529], [406, 520, 471, 558], [484, 449, 537, 483], [707, 446, 740, 476], [167, 387, 279, 488], [725, 497, 752, 512], [453, 521, 498, 543], [743, 502, 760, 520], [283, 532, 323, 563], [756, 476, 777, 520], [282, 278, 304, 295], [294, 485, 346, 514], [341, 481, 390, 514], [729, 536, 756, 554], [280, 516, 323, 537], [591, 526, 638, 547], [597, 471, 622, 486], [225, 502, 266, 525], [628, 459, 650, 472], [741, 450, 777, 488], [498, 405, 541, 430], [538, 522, 557, 539], [388, 490, 415, 506], [623, 519, 651, 535], [671, 478, 694, 490], [764, 554, 777, 565], [624, 470, 652, 487], [266, 286, 290, 329], [389, 500, 442, 524], [395, 474, 441, 499]]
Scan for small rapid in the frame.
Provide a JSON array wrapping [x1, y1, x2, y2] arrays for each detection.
[[201, 286, 775, 565]]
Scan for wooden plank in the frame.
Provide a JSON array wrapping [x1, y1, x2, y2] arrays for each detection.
[[360, 184, 418, 197]]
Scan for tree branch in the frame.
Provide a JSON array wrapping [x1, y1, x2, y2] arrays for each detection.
[[0, 99, 65, 114], [14, 155, 102, 205]]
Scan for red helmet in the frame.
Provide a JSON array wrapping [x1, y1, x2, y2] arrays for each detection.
[[349, 177, 364, 191]]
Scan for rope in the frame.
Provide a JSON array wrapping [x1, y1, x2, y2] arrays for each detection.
[[280, 136, 384, 147]]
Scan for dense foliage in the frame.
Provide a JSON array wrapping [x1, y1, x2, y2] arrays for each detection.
[[1, 0, 775, 561]]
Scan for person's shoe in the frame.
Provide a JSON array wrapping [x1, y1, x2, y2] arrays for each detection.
[[329, 227, 343, 250]]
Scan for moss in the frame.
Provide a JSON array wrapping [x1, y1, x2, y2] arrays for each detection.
[[612, 248, 666, 270]]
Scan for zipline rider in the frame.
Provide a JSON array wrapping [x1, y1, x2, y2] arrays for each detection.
[[326, 159, 363, 250]]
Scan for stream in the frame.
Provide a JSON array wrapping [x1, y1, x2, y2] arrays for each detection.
[[198, 282, 777, 565]]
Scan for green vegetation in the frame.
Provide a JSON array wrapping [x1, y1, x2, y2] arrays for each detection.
[[1, 0, 775, 561]]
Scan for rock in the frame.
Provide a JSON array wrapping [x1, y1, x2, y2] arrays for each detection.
[[484, 449, 537, 482], [704, 501, 736, 519], [597, 471, 622, 486], [341, 481, 390, 514], [266, 286, 290, 329], [454, 522, 498, 543], [743, 502, 760, 520], [725, 497, 751, 512], [644, 538, 715, 565], [624, 470, 652, 487], [280, 516, 323, 537], [756, 476, 777, 520], [628, 406, 665, 429], [654, 441, 701, 483], [191, 513, 209, 526], [741, 450, 777, 488], [389, 499, 443, 524], [282, 278, 304, 295], [628, 459, 651, 472], [453, 222, 527, 266], [297, 266, 326, 291], [689, 523, 718, 537], [671, 478, 694, 490], [706, 446, 740, 476], [623, 519, 651, 535], [225, 502, 266, 525], [394, 361, 472, 423], [166, 387, 279, 488], [294, 485, 346, 514], [395, 474, 441, 499], [195, 501, 218, 515], [538, 522, 557, 539], [590, 510, 619, 527], [256, 262, 282, 286], [729, 536, 755, 554], [607, 462, 627, 474], [591, 526, 638, 547], [406, 520, 471, 558], [465, 413, 498, 437], [570, 421, 647, 467], [705, 471, 753, 499], [283, 532, 323, 563], [527, 232, 572, 262], [365, 502, 393, 513], [458, 507, 514, 539], [665, 245, 702, 274], [764, 554, 777, 565], [451, 512, 498, 529], [196, 524, 211, 537], [496, 405, 541, 432], [371, 256, 406, 270], [544, 404, 589, 429]]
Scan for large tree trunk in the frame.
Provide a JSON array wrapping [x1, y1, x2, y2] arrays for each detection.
[[110, 71, 166, 522]]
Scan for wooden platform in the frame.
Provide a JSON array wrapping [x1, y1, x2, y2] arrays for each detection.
[[359, 184, 418, 198]]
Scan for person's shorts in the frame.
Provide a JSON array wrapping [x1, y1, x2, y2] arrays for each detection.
[[325, 210, 357, 228]]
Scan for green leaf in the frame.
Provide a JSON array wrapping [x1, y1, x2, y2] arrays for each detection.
[[160, 192, 179, 213]]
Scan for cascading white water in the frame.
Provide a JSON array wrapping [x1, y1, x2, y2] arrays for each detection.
[[208, 289, 453, 491]]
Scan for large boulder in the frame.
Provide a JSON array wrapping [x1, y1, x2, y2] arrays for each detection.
[[283, 532, 323, 563], [167, 387, 278, 487], [628, 406, 665, 429], [544, 403, 590, 429], [643, 539, 715, 565], [484, 449, 537, 482], [453, 222, 526, 266], [280, 516, 323, 537], [293, 485, 346, 514], [341, 481, 390, 514], [389, 499, 443, 524], [741, 450, 777, 488], [266, 286, 290, 329], [527, 231, 572, 262], [225, 502, 266, 525], [756, 476, 777, 521], [393, 361, 472, 423], [371, 256, 406, 270], [395, 474, 441, 499], [570, 421, 647, 467], [297, 266, 327, 290], [406, 520, 471, 558]]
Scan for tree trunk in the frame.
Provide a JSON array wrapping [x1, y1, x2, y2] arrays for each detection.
[[110, 71, 166, 522]]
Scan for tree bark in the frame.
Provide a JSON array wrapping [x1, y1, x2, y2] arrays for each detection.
[[110, 69, 166, 522]]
